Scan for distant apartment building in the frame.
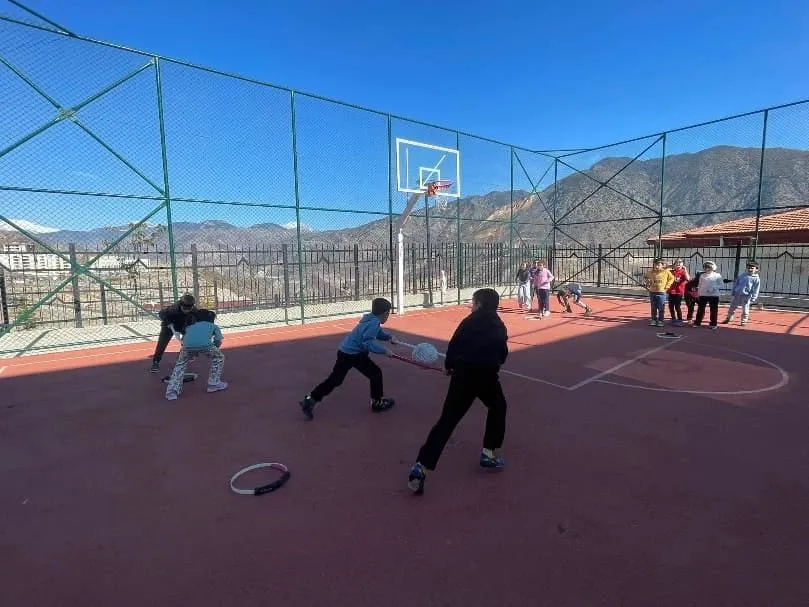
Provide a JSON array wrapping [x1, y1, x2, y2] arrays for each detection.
[[0, 243, 71, 273], [0, 243, 149, 274]]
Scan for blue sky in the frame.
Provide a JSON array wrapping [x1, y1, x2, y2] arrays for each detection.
[[1, 0, 808, 233]]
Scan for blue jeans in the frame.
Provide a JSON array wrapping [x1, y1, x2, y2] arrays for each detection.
[[649, 293, 666, 321]]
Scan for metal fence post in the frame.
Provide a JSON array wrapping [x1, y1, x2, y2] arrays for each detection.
[[596, 244, 603, 287], [753, 109, 769, 260], [281, 244, 291, 324], [509, 146, 515, 294], [657, 132, 667, 253], [387, 115, 396, 309], [154, 56, 179, 301], [353, 243, 360, 300], [190, 244, 199, 302], [0, 272, 9, 326], [455, 131, 461, 304], [68, 243, 83, 328], [290, 91, 306, 324]]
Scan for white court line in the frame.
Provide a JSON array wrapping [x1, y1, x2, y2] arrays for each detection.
[[498, 369, 571, 390], [0, 366, 6, 376], [566, 340, 679, 391], [396, 340, 571, 390], [593, 344, 790, 395]]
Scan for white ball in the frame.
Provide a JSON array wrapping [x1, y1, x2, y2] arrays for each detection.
[[412, 342, 439, 364]]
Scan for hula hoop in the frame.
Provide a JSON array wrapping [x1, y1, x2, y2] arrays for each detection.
[[656, 331, 682, 340], [230, 462, 291, 496]]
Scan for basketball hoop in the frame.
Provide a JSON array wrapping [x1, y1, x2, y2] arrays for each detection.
[[424, 180, 453, 197]]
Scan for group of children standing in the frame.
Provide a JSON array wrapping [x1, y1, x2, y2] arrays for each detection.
[[644, 258, 762, 329]]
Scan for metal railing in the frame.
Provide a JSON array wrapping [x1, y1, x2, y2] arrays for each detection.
[[1, 6, 809, 354]]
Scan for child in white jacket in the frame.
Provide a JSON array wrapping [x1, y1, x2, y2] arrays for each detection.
[[693, 261, 724, 329]]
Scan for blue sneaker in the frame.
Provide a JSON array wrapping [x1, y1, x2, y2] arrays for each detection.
[[408, 463, 426, 495], [480, 452, 505, 469]]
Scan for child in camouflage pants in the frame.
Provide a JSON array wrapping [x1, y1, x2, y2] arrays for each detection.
[[165, 309, 227, 400]]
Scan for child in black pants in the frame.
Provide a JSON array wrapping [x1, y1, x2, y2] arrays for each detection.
[[300, 298, 397, 419], [408, 288, 509, 495]]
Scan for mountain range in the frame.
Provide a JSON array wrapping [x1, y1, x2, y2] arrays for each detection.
[[2, 145, 808, 252]]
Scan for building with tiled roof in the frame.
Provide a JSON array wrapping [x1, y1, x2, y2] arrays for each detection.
[[647, 208, 809, 248]]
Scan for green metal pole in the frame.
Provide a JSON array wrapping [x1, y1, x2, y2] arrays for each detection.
[[8, 0, 77, 35], [290, 91, 306, 324], [753, 109, 769, 260], [456, 131, 461, 304], [657, 132, 667, 258], [509, 147, 514, 294], [154, 57, 179, 301], [387, 115, 395, 307], [552, 158, 558, 258]]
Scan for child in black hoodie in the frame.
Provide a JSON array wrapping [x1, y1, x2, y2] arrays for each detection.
[[407, 288, 509, 495]]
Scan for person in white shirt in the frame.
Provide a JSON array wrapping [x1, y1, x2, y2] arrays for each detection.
[[693, 261, 724, 329]]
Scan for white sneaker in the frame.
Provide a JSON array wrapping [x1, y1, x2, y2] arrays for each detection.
[[166, 390, 179, 401], [207, 381, 228, 393]]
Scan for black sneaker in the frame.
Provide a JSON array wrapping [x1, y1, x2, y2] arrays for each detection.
[[300, 395, 317, 420], [408, 463, 426, 495], [150, 360, 160, 374], [371, 397, 395, 412], [480, 452, 505, 469]]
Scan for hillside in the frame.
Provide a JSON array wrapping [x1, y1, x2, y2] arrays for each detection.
[[2, 145, 809, 251]]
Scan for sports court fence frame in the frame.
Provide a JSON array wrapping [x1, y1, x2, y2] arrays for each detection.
[[1, 4, 809, 355]]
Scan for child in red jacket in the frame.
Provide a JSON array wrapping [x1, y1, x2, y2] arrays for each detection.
[[667, 258, 690, 326]]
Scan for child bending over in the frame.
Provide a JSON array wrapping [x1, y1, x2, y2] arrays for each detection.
[[300, 298, 397, 419], [165, 309, 227, 401], [407, 288, 509, 495], [556, 283, 593, 315], [150, 293, 198, 374]]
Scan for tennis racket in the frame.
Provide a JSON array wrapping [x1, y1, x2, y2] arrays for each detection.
[[390, 353, 444, 373]]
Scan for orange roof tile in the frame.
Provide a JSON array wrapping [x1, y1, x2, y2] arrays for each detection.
[[652, 208, 809, 242]]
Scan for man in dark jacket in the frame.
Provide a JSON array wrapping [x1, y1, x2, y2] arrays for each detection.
[[150, 293, 198, 373], [407, 287, 509, 495]]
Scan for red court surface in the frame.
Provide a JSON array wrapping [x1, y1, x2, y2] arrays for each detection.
[[2, 296, 809, 606]]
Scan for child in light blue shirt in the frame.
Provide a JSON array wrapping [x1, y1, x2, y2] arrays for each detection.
[[165, 309, 227, 400], [723, 261, 761, 326], [299, 298, 397, 419]]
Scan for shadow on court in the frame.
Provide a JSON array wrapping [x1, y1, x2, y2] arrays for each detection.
[[1, 304, 808, 607]]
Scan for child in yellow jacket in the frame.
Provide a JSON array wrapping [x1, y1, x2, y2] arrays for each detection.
[[644, 258, 675, 327]]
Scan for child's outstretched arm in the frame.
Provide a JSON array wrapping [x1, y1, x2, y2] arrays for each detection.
[[361, 323, 392, 355], [751, 277, 761, 302], [376, 327, 398, 345]]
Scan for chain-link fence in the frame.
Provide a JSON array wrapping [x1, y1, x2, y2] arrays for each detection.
[[2, 8, 809, 355]]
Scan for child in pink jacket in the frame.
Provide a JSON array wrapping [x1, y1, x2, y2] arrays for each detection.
[[532, 261, 555, 318]]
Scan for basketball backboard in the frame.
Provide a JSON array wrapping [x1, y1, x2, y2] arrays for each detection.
[[395, 138, 461, 198]]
